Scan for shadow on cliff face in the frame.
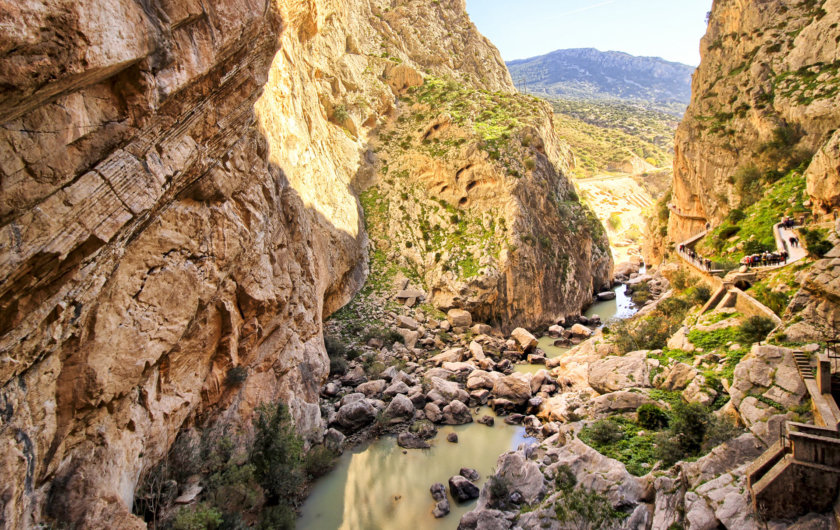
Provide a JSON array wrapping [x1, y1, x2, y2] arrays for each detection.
[[0, 1, 371, 527]]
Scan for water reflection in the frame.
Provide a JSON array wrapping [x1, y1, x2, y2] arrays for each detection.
[[298, 408, 534, 529]]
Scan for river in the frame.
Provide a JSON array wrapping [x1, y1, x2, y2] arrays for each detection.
[[299, 277, 640, 529]]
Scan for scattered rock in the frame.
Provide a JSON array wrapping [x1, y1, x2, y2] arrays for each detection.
[[460, 468, 480, 481], [447, 309, 472, 328], [424, 402, 443, 423], [383, 381, 411, 397], [397, 432, 430, 449], [660, 362, 698, 391], [477, 415, 495, 426], [511, 327, 538, 351], [384, 394, 416, 423], [491, 373, 533, 404], [548, 324, 565, 337], [336, 399, 376, 431], [447, 432, 459, 443], [357, 379, 387, 397], [470, 323, 492, 335], [397, 315, 420, 330], [569, 323, 593, 337], [442, 400, 473, 425], [448, 475, 480, 502], [323, 428, 346, 453], [468, 340, 486, 361], [597, 291, 616, 301], [433, 499, 450, 518]]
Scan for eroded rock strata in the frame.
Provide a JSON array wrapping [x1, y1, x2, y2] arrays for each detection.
[[670, 0, 840, 241], [0, 0, 608, 526]]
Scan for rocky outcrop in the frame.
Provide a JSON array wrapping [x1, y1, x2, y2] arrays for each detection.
[[670, 0, 840, 241], [0, 0, 524, 527], [359, 73, 612, 332]]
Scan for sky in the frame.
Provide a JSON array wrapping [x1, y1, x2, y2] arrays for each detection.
[[465, 0, 713, 66]]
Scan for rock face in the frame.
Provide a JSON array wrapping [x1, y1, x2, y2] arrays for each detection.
[[360, 71, 612, 333], [669, 0, 840, 240], [0, 0, 530, 527]]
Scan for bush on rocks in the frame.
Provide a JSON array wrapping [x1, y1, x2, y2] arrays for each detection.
[[739, 316, 776, 344], [637, 404, 669, 430]]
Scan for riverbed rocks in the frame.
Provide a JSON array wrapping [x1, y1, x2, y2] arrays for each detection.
[[447, 309, 473, 328], [491, 373, 533, 404], [442, 400, 473, 425], [430, 482, 450, 518], [397, 432, 430, 449], [384, 394, 416, 424], [510, 328, 538, 351], [336, 399, 377, 432], [449, 475, 480, 502]]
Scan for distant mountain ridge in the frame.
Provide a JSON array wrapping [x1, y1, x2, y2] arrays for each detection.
[[507, 48, 694, 110]]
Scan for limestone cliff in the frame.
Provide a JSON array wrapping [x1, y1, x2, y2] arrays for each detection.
[[361, 79, 612, 331], [0, 0, 517, 527], [670, 0, 840, 242]]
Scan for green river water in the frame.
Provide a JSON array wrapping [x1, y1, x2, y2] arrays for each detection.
[[299, 279, 638, 528]]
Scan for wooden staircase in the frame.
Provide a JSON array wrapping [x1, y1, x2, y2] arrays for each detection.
[[792, 350, 815, 381]]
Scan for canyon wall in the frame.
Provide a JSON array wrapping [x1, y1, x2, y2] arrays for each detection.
[[670, 0, 840, 242], [0, 0, 514, 527], [0, 0, 610, 526]]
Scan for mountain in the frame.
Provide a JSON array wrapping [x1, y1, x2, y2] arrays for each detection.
[[506, 48, 695, 112]]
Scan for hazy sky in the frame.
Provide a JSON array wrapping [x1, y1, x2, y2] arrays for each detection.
[[465, 0, 712, 66]]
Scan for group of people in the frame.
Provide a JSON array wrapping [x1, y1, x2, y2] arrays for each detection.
[[781, 216, 798, 229], [678, 244, 714, 271], [741, 250, 788, 268]]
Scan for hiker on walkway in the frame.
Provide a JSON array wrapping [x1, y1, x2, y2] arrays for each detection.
[[789, 236, 798, 248], [705, 258, 712, 271], [781, 250, 788, 263]]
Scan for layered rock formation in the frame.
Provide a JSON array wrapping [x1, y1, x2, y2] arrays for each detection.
[[0, 0, 538, 527], [670, 0, 840, 241]]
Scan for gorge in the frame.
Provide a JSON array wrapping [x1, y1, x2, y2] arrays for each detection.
[[2, 0, 840, 529]]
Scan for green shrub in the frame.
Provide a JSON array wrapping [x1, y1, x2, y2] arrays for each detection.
[[739, 316, 776, 343], [743, 239, 774, 254], [256, 504, 296, 530], [225, 366, 248, 386], [727, 208, 746, 223], [554, 464, 577, 492], [637, 404, 669, 430], [552, 486, 627, 529], [251, 402, 303, 504], [800, 227, 833, 258], [654, 402, 740, 466], [718, 224, 741, 239], [333, 104, 349, 123], [733, 165, 762, 207], [670, 268, 691, 291], [304, 446, 338, 479], [172, 503, 223, 530], [588, 419, 624, 445], [688, 285, 712, 306]]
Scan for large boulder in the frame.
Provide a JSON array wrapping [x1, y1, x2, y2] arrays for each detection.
[[492, 451, 546, 505], [397, 432, 429, 449], [356, 379, 387, 397], [429, 348, 464, 366], [491, 373, 533, 405], [660, 362, 698, 391], [569, 323, 593, 338], [448, 475, 480, 502], [336, 399, 376, 432], [397, 315, 419, 330], [587, 391, 658, 415], [587, 350, 650, 394], [447, 308, 472, 328], [510, 328, 538, 351], [383, 381, 411, 397], [468, 340, 486, 361], [442, 400, 473, 425], [467, 370, 501, 390], [428, 376, 469, 404], [666, 326, 695, 352], [383, 394, 415, 423]]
